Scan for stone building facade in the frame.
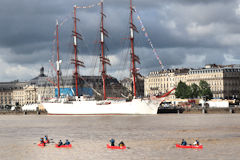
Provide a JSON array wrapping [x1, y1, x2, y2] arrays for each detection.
[[144, 69, 189, 99], [0, 81, 27, 107], [188, 65, 240, 99], [0, 88, 12, 107], [144, 64, 240, 99], [12, 85, 41, 106], [12, 87, 25, 106]]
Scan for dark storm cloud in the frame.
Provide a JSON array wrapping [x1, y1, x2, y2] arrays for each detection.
[[0, 0, 68, 52], [0, 0, 240, 81]]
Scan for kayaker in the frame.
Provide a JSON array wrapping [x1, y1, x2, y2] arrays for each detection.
[[58, 140, 63, 147], [40, 138, 45, 145], [64, 139, 70, 145], [181, 139, 187, 146], [44, 135, 49, 143], [109, 138, 115, 146], [118, 141, 125, 147], [193, 140, 199, 146]]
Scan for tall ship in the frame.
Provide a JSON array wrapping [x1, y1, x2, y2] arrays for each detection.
[[42, 0, 160, 115]]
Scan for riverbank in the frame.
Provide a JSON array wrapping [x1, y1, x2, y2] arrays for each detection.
[[0, 110, 47, 115], [1, 107, 240, 115]]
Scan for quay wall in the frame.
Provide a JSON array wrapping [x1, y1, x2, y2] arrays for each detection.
[[0, 110, 47, 115], [183, 107, 240, 114]]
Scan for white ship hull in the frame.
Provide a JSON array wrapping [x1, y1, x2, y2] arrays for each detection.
[[42, 99, 159, 115]]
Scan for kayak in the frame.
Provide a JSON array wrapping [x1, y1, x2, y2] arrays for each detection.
[[107, 144, 126, 149], [38, 143, 45, 147], [55, 144, 72, 148], [176, 144, 203, 149]]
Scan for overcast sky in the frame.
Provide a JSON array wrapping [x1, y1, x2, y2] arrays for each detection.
[[1, 0, 240, 82]]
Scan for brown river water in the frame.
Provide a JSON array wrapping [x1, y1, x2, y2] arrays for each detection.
[[0, 114, 239, 160]]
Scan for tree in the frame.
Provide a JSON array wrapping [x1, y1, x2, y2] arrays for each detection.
[[199, 80, 213, 99], [175, 81, 191, 99], [190, 83, 200, 98]]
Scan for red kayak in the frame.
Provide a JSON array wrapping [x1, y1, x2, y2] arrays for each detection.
[[176, 144, 203, 149], [107, 144, 126, 149], [55, 144, 72, 148], [38, 143, 45, 147]]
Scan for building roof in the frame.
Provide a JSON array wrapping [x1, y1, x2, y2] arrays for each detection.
[[0, 81, 27, 91]]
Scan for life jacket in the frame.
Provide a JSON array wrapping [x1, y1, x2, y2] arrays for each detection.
[[58, 141, 63, 146], [196, 140, 199, 145], [119, 141, 125, 147], [110, 139, 115, 146], [64, 140, 70, 145]]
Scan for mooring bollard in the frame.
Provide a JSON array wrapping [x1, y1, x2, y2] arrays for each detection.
[[229, 108, 234, 114], [202, 108, 205, 114]]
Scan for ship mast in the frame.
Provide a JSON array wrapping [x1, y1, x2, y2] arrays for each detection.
[[130, 0, 139, 98], [72, 5, 84, 97], [56, 20, 61, 98], [100, 1, 110, 100]]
